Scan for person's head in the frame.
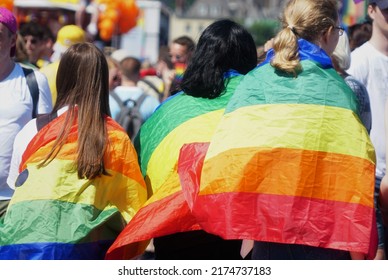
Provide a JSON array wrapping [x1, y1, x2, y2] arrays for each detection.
[[348, 22, 372, 51], [19, 21, 46, 65], [367, 0, 388, 38], [45, 42, 110, 180], [331, 31, 351, 74], [120, 56, 141, 83], [0, 7, 17, 59], [271, 0, 341, 75], [55, 42, 110, 115], [51, 24, 86, 62], [169, 35, 195, 65], [180, 19, 257, 99]]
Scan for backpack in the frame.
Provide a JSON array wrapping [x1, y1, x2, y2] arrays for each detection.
[[110, 90, 148, 141], [22, 67, 39, 118]]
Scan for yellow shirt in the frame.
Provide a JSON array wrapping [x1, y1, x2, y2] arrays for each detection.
[[40, 61, 59, 106]]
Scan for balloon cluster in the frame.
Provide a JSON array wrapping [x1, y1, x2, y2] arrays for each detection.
[[0, 0, 14, 11], [96, 0, 139, 41]]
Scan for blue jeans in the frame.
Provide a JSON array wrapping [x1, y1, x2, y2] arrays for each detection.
[[252, 241, 351, 260]]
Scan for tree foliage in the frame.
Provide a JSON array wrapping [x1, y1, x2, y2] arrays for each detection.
[[248, 20, 280, 46]]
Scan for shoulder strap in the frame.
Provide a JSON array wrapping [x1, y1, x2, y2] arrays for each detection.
[[139, 78, 162, 94], [109, 90, 125, 108], [36, 112, 58, 131], [22, 67, 39, 118], [135, 93, 148, 108]]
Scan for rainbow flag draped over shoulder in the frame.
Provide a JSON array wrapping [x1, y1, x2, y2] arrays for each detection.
[[0, 112, 147, 260], [105, 73, 243, 259], [178, 39, 377, 258]]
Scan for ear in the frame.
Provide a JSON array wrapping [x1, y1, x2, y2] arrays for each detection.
[[11, 33, 17, 49], [320, 26, 334, 45], [368, 4, 377, 21]]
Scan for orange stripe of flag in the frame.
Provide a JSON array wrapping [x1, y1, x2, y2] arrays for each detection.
[[201, 147, 375, 207]]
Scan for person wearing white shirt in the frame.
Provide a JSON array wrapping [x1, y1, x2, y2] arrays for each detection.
[[0, 8, 52, 217], [347, 0, 388, 259]]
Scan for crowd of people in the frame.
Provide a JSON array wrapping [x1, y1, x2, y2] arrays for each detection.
[[0, 0, 388, 260]]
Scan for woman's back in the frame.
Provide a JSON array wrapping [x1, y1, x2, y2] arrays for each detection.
[[0, 43, 147, 259]]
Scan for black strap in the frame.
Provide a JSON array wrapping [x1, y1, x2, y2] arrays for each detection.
[[36, 112, 58, 131], [22, 67, 39, 118]]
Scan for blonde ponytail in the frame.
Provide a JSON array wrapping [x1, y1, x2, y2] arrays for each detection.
[[271, 26, 301, 75], [270, 0, 339, 76]]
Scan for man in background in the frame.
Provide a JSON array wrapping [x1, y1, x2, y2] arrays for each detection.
[[19, 21, 47, 68], [167, 35, 195, 96], [110, 56, 160, 125], [348, 0, 388, 259]]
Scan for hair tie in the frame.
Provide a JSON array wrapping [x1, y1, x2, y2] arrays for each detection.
[[287, 25, 297, 35]]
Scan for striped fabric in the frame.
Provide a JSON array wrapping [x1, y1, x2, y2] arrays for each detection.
[[178, 39, 377, 258], [0, 113, 147, 259], [106, 73, 243, 259], [173, 63, 186, 83]]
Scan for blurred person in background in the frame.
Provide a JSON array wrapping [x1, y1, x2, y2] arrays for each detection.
[[167, 35, 196, 96], [348, 21, 372, 51], [109, 56, 160, 136], [14, 33, 35, 68], [19, 21, 46, 68], [348, 0, 388, 259], [331, 31, 371, 133]]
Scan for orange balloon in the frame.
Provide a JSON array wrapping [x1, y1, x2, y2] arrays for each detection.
[[118, 0, 139, 34], [97, 0, 138, 38], [0, 0, 14, 12], [100, 28, 112, 41], [98, 19, 114, 41], [105, 8, 119, 23]]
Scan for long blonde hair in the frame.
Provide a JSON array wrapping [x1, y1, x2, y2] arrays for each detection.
[[271, 0, 339, 75]]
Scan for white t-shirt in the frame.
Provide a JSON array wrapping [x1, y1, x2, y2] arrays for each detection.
[[7, 107, 66, 191], [109, 86, 160, 122], [348, 42, 388, 179], [0, 63, 52, 200]]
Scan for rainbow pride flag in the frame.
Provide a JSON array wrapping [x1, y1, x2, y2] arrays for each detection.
[[174, 62, 186, 83], [341, 0, 368, 26], [0, 113, 147, 259], [105, 72, 243, 259], [178, 39, 377, 258]]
